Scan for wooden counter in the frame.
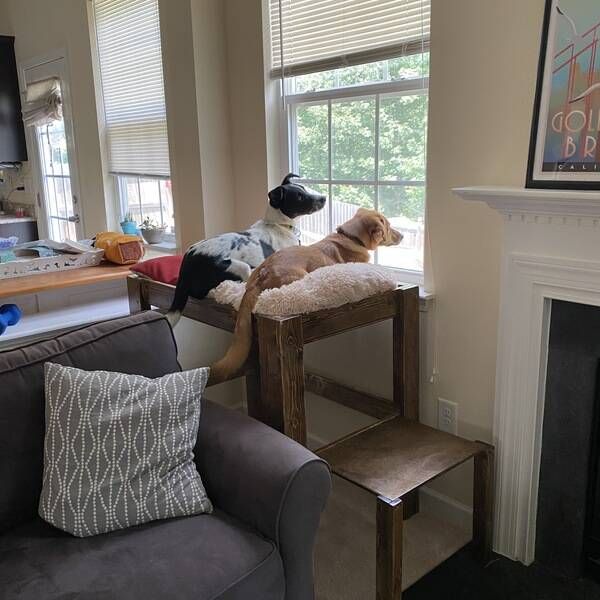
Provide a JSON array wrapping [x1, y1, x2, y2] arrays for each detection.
[[0, 263, 132, 299]]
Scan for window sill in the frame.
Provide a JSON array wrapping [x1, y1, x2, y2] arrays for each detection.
[[377, 266, 433, 310], [143, 241, 179, 259]]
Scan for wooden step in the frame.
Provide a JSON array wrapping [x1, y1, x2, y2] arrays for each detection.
[[317, 416, 487, 502]]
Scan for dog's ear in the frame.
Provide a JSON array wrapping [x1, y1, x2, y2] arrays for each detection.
[[369, 223, 385, 247], [269, 186, 284, 208], [281, 173, 300, 186]]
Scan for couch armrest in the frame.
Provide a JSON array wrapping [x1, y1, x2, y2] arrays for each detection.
[[195, 400, 331, 600]]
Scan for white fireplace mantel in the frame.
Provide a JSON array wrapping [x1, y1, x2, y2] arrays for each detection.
[[454, 186, 600, 218], [453, 186, 600, 565]]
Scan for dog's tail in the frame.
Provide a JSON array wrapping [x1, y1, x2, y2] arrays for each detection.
[[208, 284, 262, 385], [166, 269, 190, 329]]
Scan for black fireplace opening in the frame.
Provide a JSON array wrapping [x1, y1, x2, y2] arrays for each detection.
[[584, 365, 600, 579], [536, 300, 600, 580]]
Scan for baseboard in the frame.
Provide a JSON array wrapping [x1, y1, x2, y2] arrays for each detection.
[[419, 486, 473, 532], [307, 431, 329, 451]]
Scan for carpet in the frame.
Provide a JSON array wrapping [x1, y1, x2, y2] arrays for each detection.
[[315, 475, 470, 599]]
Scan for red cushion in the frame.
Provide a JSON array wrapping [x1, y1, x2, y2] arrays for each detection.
[[130, 255, 183, 285]]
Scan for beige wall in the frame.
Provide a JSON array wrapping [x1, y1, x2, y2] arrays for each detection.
[[225, 0, 270, 229], [191, 0, 236, 238], [425, 0, 545, 502], [2, 0, 108, 237]]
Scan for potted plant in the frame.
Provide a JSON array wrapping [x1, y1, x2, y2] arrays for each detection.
[[139, 216, 166, 245], [120, 212, 138, 235]]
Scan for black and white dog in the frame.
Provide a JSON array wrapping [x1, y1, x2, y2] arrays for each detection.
[[167, 174, 326, 327]]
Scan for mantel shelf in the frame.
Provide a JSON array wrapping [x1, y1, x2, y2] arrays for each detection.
[[453, 186, 600, 218]]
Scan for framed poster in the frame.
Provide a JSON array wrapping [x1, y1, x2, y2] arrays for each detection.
[[527, 0, 600, 189]]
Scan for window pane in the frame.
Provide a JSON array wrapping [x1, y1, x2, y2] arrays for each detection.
[[122, 177, 142, 223], [388, 53, 429, 82], [379, 93, 428, 181], [332, 184, 375, 230], [332, 98, 375, 181], [118, 176, 175, 237], [336, 62, 385, 88], [297, 103, 328, 180], [297, 183, 329, 245], [291, 53, 429, 94], [377, 185, 425, 272], [159, 179, 175, 233], [138, 178, 162, 226]]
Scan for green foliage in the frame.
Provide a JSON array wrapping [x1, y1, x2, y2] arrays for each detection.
[[294, 55, 428, 223]]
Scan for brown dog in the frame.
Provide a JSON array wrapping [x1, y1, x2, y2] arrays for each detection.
[[208, 208, 403, 384]]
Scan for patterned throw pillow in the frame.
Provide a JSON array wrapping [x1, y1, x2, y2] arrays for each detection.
[[39, 363, 212, 537]]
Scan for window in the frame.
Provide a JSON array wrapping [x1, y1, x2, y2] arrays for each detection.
[[270, 0, 430, 276], [117, 175, 174, 236], [92, 0, 172, 240]]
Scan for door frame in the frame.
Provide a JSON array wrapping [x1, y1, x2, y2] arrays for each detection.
[[18, 48, 84, 240]]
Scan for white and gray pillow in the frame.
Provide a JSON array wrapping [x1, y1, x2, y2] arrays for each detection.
[[39, 363, 212, 537]]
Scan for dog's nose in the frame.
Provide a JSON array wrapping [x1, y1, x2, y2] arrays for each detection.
[[391, 229, 403, 244]]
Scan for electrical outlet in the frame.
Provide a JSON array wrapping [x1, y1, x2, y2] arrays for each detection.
[[438, 398, 458, 435]]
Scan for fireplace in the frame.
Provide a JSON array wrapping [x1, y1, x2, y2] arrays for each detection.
[[453, 185, 600, 565], [536, 300, 600, 578], [587, 370, 600, 579]]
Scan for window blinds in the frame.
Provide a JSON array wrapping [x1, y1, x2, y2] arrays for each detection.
[[93, 0, 170, 177], [269, 0, 430, 78], [22, 78, 62, 128]]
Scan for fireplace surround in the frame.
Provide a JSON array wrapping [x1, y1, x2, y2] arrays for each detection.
[[454, 186, 600, 566]]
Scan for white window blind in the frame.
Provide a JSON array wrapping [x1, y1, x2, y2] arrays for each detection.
[[269, 0, 430, 78], [93, 0, 170, 177]]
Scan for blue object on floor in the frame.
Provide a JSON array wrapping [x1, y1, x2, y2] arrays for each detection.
[[0, 304, 21, 336]]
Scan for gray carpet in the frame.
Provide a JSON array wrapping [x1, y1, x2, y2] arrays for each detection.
[[315, 475, 470, 599]]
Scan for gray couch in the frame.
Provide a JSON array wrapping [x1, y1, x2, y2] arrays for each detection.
[[0, 311, 331, 600]]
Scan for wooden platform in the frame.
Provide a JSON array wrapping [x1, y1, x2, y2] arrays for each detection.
[[318, 417, 487, 501], [318, 416, 495, 599], [127, 274, 420, 444]]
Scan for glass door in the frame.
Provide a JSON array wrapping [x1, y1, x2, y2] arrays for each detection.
[[36, 115, 79, 240], [23, 56, 83, 241]]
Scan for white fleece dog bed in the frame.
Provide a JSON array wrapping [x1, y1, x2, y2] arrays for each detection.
[[207, 262, 397, 316]]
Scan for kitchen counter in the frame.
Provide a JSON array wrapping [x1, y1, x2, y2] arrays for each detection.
[[0, 262, 133, 347], [0, 215, 36, 225], [0, 262, 132, 299]]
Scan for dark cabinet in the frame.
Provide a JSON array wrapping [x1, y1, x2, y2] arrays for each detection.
[[0, 221, 38, 243], [0, 36, 27, 164]]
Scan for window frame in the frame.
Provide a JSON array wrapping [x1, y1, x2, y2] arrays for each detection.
[[89, 0, 174, 239], [282, 75, 429, 285], [115, 174, 176, 246]]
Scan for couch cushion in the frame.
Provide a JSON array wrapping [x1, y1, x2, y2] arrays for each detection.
[[40, 364, 212, 537], [0, 312, 180, 535], [130, 255, 183, 285], [0, 512, 284, 600]]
